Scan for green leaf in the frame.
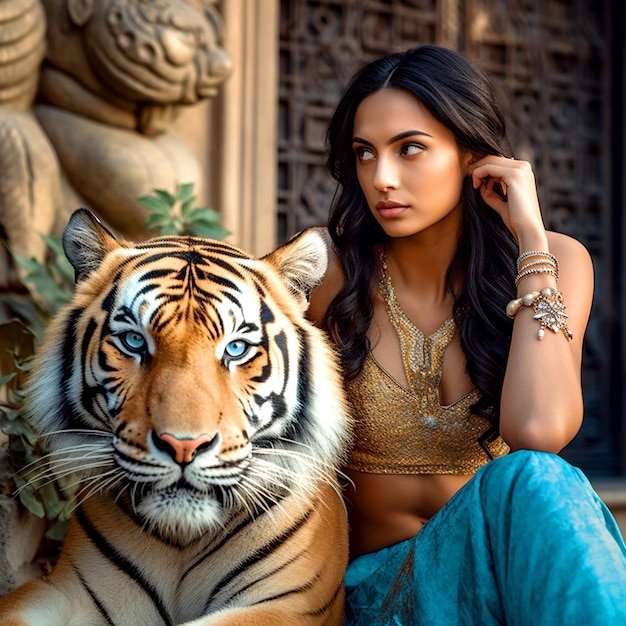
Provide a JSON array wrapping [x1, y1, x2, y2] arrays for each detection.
[[0, 372, 16, 386], [153, 189, 176, 206], [39, 482, 65, 519], [17, 486, 45, 518], [137, 195, 171, 214], [192, 224, 231, 239], [184, 206, 214, 220], [15, 420, 39, 446], [39, 234, 64, 258], [175, 182, 195, 202], [40, 235, 74, 286], [58, 497, 76, 521], [0, 296, 46, 335], [160, 224, 180, 236], [180, 196, 198, 216], [189, 216, 225, 230], [11, 252, 44, 274], [0, 418, 27, 436], [45, 519, 68, 541], [144, 213, 172, 229]]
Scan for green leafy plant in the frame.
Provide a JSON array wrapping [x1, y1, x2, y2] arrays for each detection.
[[0, 183, 228, 539], [0, 240, 75, 540], [138, 182, 230, 239]]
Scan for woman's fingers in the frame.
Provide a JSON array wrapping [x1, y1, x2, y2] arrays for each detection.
[[469, 156, 545, 244], [471, 156, 524, 187]]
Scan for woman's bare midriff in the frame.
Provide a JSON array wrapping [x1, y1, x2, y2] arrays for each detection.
[[344, 470, 474, 560]]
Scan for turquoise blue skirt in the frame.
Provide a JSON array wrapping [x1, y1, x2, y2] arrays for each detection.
[[345, 451, 626, 625]]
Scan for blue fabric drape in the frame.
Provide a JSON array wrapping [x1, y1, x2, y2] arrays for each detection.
[[345, 450, 626, 625]]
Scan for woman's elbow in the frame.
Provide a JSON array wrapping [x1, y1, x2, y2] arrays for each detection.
[[500, 401, 584, 454]]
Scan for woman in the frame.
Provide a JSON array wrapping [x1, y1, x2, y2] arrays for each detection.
[[307, 44, 626, 625]]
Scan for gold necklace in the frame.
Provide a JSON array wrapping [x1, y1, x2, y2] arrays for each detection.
[[377, 247, 456, 397]]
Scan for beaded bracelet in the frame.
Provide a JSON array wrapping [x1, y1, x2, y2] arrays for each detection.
[[516, 250, 559, 273], [514, 266, 558, 286], [506, 287, 573, 341], [519, 259, 557, 272], [517, 258, 559, 279]]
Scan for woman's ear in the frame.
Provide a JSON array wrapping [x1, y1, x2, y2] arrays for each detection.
[[463, 152, 479, 176]]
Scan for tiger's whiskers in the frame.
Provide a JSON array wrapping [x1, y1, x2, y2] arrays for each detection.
[[64, 469, 127, 515]]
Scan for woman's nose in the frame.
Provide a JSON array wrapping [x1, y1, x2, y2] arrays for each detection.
[[373, 155, 399, 191]]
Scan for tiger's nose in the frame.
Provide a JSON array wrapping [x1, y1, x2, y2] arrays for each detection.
[[152, 431, 218, 464]]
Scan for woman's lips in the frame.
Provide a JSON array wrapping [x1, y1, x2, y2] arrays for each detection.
[[375, 200, 407, 218]]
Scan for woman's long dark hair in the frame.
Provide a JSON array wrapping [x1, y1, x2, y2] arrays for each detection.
[[324, 44, 518, 425]]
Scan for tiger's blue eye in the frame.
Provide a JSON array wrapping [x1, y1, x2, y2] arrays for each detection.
[[225, 340, 248, 359], [122, 331, 146, 353]]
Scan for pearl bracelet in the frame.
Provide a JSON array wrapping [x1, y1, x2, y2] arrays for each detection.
[[506, 287, 573, 341]]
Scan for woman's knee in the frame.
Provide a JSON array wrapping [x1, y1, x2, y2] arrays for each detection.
[[476, 450, 590, 503]]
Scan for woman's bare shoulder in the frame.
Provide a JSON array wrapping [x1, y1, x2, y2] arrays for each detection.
[[546, 230, 594, 288], [547, 230, 592, 266], [307, 228, 345, 326]]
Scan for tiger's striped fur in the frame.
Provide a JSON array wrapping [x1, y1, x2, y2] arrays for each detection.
[[0, 209, 351, 625]]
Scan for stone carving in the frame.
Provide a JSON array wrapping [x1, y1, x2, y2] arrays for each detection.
[[0, 0, 232, 289]]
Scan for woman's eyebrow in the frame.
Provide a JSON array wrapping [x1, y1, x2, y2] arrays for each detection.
[[351, 130, 433, 145]]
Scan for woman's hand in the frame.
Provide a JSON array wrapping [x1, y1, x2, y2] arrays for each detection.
[[469, 156, 546, 250]]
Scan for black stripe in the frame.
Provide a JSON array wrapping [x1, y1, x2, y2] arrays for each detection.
[[58, 309, 103, 431], [221, 548, 307, 606], [132, 248, 249, 282], [304, 577, 344, 617], [256, 577, 316, 604], [203, 507, 314, 612], [289, 328, 314, 440], [75, 506, 173, 625], [73, 563, 116, 625], [180, 500, 279, 582], [134, 241, 249, 261]]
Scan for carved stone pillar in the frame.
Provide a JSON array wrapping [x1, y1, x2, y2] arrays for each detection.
[[217, 0, 279, 255]]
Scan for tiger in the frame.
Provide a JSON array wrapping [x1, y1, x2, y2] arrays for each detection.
[[0, 208, 351, 626]]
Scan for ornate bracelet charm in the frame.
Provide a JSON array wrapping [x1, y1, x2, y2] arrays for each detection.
[[506, 287, 573, 341]]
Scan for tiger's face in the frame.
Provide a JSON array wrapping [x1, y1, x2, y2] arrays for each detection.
[[25, 210, 349, 544]]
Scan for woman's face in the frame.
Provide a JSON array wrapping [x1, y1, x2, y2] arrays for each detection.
[[352, 88, 470, 240]]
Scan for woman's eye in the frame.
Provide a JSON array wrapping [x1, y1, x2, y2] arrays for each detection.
[[225, 340, 248, 359], [121, 331, 146, 353], [402, 143, 424, 156], [355, 146, 375, 161]]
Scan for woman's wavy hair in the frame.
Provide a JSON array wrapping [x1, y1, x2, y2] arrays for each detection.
[[324, 44, 518, 426]]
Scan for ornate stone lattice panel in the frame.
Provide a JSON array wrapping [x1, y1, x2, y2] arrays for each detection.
[[464, 1, 616, 473], [278, 0, 621, 473], [278, 0, 442, 241]]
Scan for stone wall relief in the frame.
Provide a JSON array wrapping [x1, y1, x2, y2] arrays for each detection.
[[0, 0, 232, 290]]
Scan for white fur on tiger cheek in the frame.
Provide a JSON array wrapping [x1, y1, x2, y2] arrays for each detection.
[[308, 335, 350, 460]]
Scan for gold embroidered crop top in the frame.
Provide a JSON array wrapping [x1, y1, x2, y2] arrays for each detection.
[[344, 253, 509, 475]]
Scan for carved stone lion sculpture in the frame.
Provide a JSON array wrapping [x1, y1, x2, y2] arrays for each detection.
[[0, 0, 232, 289]]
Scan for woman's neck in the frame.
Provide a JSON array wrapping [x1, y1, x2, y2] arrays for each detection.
[[385, 232, 459, 307]]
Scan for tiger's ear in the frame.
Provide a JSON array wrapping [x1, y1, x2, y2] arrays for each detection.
[[263, 228, 329, 310], [62, 209, 121, 282]]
